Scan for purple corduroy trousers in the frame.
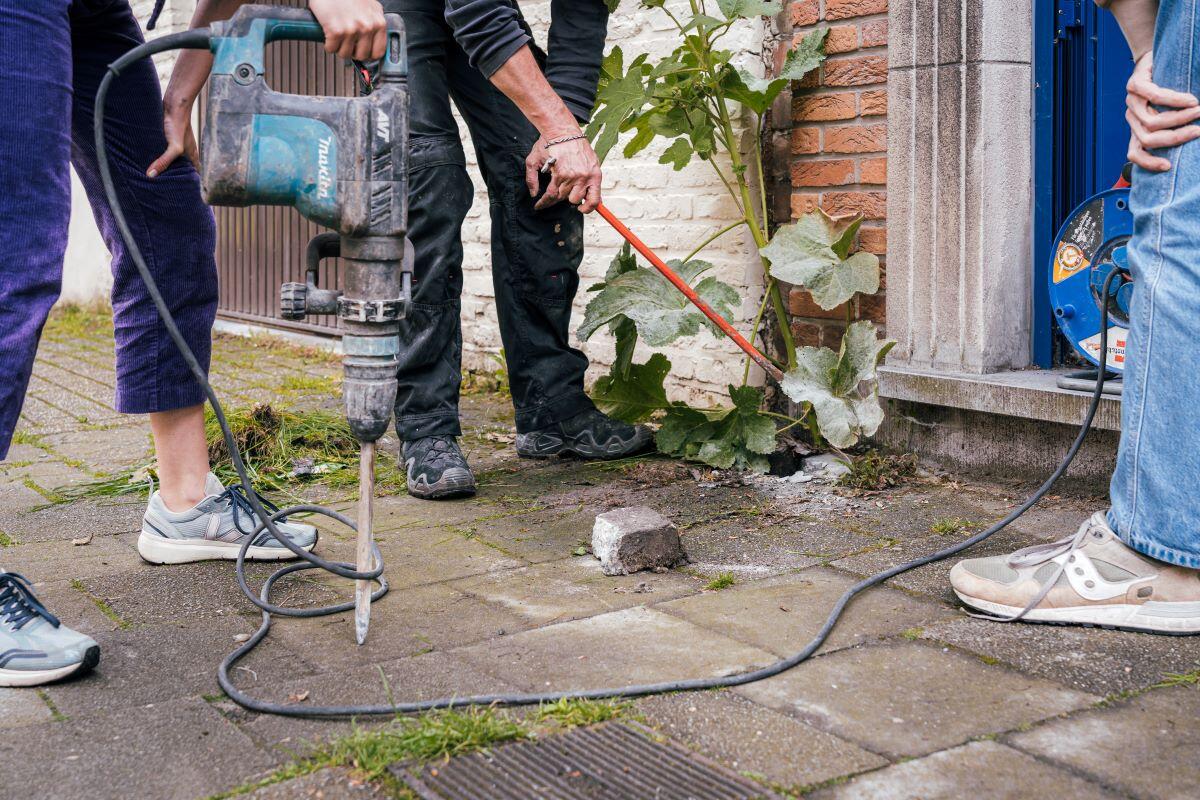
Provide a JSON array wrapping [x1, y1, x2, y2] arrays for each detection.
[[0, 0, 216, 460]]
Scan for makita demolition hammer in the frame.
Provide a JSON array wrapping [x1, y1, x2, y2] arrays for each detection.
[[200, 4, 412, 644]]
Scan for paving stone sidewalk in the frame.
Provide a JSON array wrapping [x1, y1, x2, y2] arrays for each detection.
[[1, 311, 1198, 799]]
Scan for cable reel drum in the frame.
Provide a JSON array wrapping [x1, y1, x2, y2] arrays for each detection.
[[1049, 187, 1135, 376]]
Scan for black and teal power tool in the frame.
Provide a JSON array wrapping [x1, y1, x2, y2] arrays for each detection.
[[200, 4, 412, 447]]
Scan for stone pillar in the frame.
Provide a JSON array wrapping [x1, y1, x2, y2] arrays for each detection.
[[885, 1, 1033, 374]]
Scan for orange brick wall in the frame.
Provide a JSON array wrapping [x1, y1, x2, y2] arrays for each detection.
[[768, 0, 888, 351]]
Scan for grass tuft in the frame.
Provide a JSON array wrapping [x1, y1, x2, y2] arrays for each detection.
[[838, 450, 918, 492], [0, 530, 15, 547], [534, 698, 629, 728], [931, 517, 974, 536], [704, 572, 736, 591], [1154, 668, 1200, 689]]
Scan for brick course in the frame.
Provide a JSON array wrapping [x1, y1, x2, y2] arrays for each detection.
[[780, 0, 889, 349]]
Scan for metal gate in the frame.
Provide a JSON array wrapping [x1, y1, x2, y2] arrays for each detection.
[[200, 0, 355, 335]]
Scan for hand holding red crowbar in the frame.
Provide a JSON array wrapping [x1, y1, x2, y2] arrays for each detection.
[[594, 203, 785, 383]]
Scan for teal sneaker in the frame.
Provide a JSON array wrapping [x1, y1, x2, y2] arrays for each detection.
[[138, 473, 318, 564], [1, 572, 99, 687]]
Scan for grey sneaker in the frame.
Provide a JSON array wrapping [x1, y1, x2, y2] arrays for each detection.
[[138, 473, 318, 564], [1, 572, 99, 687], [402, 436, 477, 499], [516, 408, 653, 460]]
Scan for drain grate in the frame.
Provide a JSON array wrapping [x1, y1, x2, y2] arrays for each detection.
[[394, 721, 775, 800]]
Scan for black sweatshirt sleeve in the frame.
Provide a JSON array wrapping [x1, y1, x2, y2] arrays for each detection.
[[544, 0, 610, 123], [443, 0, 610, 124]]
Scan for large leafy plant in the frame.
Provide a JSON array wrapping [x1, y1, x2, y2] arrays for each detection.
[[582, 0, 895, 464]]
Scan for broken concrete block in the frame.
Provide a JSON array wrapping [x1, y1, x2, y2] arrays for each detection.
[[804, 453, 852, 480], [592, 506, 684, 576]]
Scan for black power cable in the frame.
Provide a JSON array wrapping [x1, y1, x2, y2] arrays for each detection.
[[97, 31, 1115, 718]]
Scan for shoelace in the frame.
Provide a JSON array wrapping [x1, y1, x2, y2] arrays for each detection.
[[0, 572, 60, 631], [219, 484, 285, 536], [968, 516, 1102, 623]]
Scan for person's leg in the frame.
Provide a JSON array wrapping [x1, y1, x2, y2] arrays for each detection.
[[0, 0, 100, 687], [67, 0, 214, 511], [1108, 0, 1200, 569], [949, 0, 1200, 633], [443, 45, 596, 436], [0, 0, 73, 459]]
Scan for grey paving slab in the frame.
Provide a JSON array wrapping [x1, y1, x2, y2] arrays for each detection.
[[735, 641, 1098, 758], [0, 534, 141, 580], [921, 616, 1200, 696], [451, 606, 776, 693], [43, 620, 318, 719], [832, 527, 1044, 603], [679, 519, 844, 579], [0, 498, 145, 544], [471, 506, 600, 563], [232, 651, 521, 756], [246, 767, 390, 799], [263, 579, 533, 671], [636, 690, 887, 791], [1009, 686, 1200, 800], [656, 567, 957, 657], [0, 688, 54, 729], [810, 741, 1122, 799], [0, 696, 280, 800], [450, 555, 703, 626]]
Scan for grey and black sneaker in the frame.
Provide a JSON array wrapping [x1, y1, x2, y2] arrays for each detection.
[[138, 473, 318, 564], [1, 571, 99, 687], [402, 435, 477, 499], [516, 408, 654, 460]]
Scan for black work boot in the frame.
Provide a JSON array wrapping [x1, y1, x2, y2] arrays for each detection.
[[515, 408, 654, 460], [401, 436, 476, 499]]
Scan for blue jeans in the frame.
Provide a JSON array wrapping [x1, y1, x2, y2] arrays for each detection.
[[0, 0, 217, 460], [1109, 0, 1200, 568]]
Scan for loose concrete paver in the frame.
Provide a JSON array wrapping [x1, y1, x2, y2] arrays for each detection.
[[452, 606, 776, 693], [656, 566, 957, 657], [450, 555, 702, 626], [1009, 686, 1200, 800], [921, 617, 1200, 696], [735, 641, 1098, 758], [0, 696, 279, 800], [636, 690, 887, 791], [810, 741, 1124, 799]]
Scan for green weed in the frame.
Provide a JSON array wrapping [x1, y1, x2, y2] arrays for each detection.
[[534, 698, 629, 728], [0, 530, 15, 547], [931, 517, 974, 536], [838, 450, 918, 492], [1155, 668, 1200, 689], [705, 572, 736, 591]]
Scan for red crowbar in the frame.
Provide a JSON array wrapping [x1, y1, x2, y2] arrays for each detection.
[[595, 202, 785, 382]]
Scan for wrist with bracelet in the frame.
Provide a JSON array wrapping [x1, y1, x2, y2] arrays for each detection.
[[544, 133, 586, 149]]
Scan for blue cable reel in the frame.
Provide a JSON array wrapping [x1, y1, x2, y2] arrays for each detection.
[[1049, 187, 1134, 375]]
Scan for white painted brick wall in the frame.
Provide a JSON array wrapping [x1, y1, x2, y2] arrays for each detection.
[[458, 1, 769, 405], [64, 1, 769, 405]]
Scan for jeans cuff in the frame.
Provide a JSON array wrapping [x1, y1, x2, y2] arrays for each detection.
[[514, 390, 594, 434], [1111, 513, 1200, 569], [395, 412, 462, 440], [115, 382, 206, 415]]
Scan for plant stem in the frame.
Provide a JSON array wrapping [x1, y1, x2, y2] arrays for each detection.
[[753, 113, 769, 229], [684, 221, 743, 264], [769, 279, 798, 368], [742, 280, 774, 385]]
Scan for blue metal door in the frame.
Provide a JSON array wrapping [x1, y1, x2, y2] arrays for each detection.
[[1033, 0, 1134, 366]]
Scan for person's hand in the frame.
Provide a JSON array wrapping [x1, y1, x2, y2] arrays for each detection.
[[308, 0, 387, 61], [526, 134, 603, 213], [147, 96, 199, 178], [1126, 51, 1200, 172]]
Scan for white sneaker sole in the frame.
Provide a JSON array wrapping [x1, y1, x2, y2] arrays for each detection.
[[0, 646, 99, 687], [137, 531, 315, 565], [955, 591, 1200, 634]]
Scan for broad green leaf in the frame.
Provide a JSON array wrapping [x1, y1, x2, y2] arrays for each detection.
[[760, 210, 880, 310], [656, 385, 776, 472], [611, 316, 638, 379], [578, 259, 740, 347], [682, 14, 727, 32], [660, 138, 693, 170], [780, 28, 828, 81], [587, 49, 652, 163], [720, 28, 826, 113], [717, 0, 782, 19], [605, 0, 621, 10], [591, 352, 672, 423], [781, 322, 896, 448]]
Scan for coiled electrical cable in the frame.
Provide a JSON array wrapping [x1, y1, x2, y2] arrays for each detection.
[[97, 30, 1115, 719]]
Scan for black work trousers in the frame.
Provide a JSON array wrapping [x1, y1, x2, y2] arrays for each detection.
[[393, 0, 594, 439]]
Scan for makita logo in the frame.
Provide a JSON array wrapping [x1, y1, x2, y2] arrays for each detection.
[[317, 137, 333, 199]]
